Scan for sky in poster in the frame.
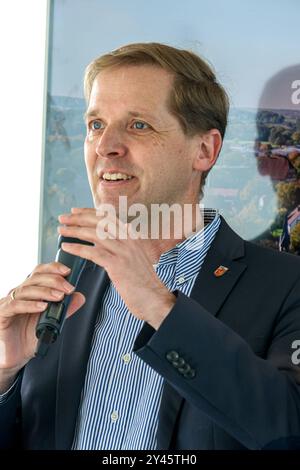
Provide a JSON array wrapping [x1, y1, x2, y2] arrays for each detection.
[[50, 0, 300, 108]]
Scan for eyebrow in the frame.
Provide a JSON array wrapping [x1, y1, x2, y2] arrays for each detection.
[[83, 109, 98, 122], [83, 109, 161, 123]]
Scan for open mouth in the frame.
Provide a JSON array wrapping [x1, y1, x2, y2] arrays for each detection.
[[99, 171, 136, 185]]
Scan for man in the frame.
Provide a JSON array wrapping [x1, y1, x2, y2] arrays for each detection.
[[0, 42, 300, 450]]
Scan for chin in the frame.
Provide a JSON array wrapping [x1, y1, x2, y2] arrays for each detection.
[[94, 194, 118, 210]]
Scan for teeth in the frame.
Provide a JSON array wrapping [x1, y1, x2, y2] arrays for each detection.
[[102, 172, 133, 181]]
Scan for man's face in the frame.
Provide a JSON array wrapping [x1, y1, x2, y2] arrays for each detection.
[[84, 64, 202, 212]]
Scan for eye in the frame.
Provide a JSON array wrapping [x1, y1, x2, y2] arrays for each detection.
[[132, 121, 150, 130], [90, 120, 104, 131]]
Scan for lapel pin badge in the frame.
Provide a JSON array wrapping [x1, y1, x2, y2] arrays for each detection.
[[214, 265, 229, 277]]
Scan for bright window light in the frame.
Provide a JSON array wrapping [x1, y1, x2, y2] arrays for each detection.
[[0, 0, 48, 297]]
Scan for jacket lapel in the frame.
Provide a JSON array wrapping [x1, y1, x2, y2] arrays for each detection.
[[157, 217, 247, 449], [189, 217, 247, 316], [55, 261, 110, 450]]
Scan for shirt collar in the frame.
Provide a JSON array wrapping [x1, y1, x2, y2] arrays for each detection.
[[156, 208, 220, 284]]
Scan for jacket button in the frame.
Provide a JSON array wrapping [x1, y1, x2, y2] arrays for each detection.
[[173, 357, 186, 369], [166, 350, 179, 362], [178, 363, 191, 374], [183, 368, 196, 379]]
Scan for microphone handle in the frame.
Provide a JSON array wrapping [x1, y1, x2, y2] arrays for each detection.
[[35, 237, 92, 357]]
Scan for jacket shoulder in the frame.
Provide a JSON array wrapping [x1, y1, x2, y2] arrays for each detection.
[[244, 239, 300, 277]]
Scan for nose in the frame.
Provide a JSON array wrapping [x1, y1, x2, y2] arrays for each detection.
[[95, 125, 127, 159]]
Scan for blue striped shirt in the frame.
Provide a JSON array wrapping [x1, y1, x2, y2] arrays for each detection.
[[72, 209, 220, 450]]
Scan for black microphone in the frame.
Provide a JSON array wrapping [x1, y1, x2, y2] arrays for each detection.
[[35, 235, 93, 357]]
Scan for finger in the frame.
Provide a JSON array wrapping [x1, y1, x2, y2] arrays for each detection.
[[71, 207, 95, 214], [58, 225, 97, 244], [61, 242, 112, 265], [66, 292, 86, 317], [60, 207, 118, 227], [58, 211, 97, 227], [59, 210, 127, 239], [12, 285, 67, 302], [22, 273, 75, 294], [30, 261, 71, 277], [1, 299, 48, 316]]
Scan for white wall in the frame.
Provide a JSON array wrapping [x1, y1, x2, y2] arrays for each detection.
[[0, 0, 48, 297]]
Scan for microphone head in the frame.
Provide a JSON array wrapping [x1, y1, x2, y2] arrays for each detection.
[[56, 235, 94, 268], [57, 234, 94, 249]]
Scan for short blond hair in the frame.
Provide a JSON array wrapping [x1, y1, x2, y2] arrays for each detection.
[[84, 42, 229, 196]]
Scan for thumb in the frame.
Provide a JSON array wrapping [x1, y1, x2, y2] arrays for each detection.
[[66, 292, 86, 318]]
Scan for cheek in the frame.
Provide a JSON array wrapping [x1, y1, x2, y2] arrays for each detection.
[[173, 143, 193, 168], [84, 137, 94, 161], [86, 131, 97, 143], [84, 139, 97, 177], [135, 137, 191, 181]]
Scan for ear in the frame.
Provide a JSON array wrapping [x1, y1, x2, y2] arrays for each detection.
[[192, 129, 222, 172]]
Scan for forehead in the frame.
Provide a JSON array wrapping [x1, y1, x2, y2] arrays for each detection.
[[88, 65, 174, 110]]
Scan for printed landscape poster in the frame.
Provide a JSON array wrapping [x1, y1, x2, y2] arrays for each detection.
[[40, 0, 300, 261]]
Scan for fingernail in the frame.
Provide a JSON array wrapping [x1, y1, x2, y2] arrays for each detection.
[[37, 302, 48, 309], [58, 214, 70, 222], [63, 281, 75, 293], [61, 243, 73, 251], [59, 265, 71, 274], [51, 290, 64, 299]]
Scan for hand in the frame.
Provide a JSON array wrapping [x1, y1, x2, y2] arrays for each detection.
[[58, 208, 176, 330], [0, 262, 85, 389]]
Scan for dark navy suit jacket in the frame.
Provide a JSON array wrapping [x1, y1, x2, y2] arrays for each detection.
[[1, 217, 300, 449]]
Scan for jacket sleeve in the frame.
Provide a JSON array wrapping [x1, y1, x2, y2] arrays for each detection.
[[133, 279, 300, 449], [0, 376, 22, 449]]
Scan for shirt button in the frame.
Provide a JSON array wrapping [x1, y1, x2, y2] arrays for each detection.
[[122, 353, 131, 364], [111, 411, 119, 422], [177, 276, 185, 285]]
